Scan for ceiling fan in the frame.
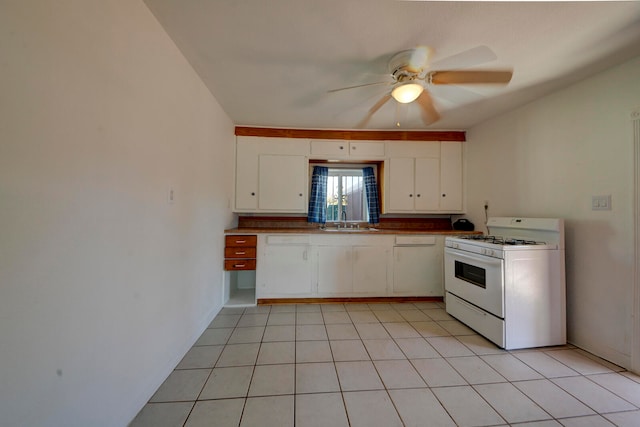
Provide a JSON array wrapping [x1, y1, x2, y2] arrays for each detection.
[[329, 46, 513, 127]]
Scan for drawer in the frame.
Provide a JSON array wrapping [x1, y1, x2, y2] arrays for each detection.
[[225, 247, 257, 259], [225, 235, 257, 247], [395, 235, 437, 245], [224, 259, 257, 271]]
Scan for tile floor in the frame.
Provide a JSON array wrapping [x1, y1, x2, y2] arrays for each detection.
[[130, 302, 640, 427]]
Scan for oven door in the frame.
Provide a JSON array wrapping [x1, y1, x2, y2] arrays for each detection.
[[444, 247, 505, 318]]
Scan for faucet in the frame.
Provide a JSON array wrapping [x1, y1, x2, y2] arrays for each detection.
[[341, 209, 347, 228]]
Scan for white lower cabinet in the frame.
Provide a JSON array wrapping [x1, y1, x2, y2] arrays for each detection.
[[257, 235, 312, 298], [392, 236, 444, 296], [257, 233, 442, 298]]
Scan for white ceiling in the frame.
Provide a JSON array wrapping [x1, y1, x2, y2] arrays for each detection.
[[143, 0, 640, 131]]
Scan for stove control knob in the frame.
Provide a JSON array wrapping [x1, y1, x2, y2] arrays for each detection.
[[452, 243, 459, 249]]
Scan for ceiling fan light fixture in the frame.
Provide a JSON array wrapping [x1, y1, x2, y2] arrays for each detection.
[[391, 82, 424, 103]]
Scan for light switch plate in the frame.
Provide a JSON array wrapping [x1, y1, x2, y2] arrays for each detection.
[[592, 195, 611, 211]]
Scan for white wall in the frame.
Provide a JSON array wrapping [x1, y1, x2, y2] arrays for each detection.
[[0, 1, 235, 426], [465, 56, 640, 369]]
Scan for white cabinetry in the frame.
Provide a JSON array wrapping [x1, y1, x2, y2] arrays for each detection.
[[310, 140, 385, 160], [392, 235, 444, 296], [257, 235, 312, 298], [234, 136, 309, 212], [314, 235, 392, 297], [385, 141, 463, 213]]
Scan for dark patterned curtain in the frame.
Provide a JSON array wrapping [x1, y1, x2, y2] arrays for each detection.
[[307, 166, 328, 223], [363, 167, 380, 224]]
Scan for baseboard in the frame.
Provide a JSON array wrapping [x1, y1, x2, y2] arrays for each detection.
[[257, 296, 444, 305]]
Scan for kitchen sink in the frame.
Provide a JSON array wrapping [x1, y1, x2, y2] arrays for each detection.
[[321, 227, 379, 233]]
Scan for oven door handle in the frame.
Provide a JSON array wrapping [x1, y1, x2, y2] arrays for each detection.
[[445, 247, 503, 266]]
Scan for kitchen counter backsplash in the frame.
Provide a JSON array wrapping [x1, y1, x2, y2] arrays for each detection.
[[228, 216, 478, 235]]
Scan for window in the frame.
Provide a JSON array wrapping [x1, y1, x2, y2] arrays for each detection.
[[326, 168, 369, 222]]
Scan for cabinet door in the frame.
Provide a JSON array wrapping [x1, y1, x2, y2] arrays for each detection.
[[414, 157, 440, 211], [316, 246, 352, 294], [260, 245, 311, 295], [310, 140, 349, 159], [393, 244, 443, 296], [440, 141, 463, 212], [352, 245, 388, 294], [387, 157, 416, 211], [349, 141, 385, 159], [235, 138, 260, 210], [258, 154, 307, 212]]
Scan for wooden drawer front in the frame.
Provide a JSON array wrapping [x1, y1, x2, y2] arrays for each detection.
[[225, 247, 257, 259], [225, 235, 257, 247], [224, 259, 257, 271]]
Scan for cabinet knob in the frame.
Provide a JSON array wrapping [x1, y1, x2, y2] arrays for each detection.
[[442, 193, 446, 197], [416, 194, 421, 197], [351, 146, 356, 150], [251, 192, 255, 196], [299, 193, 303, 197], [339, 145, 344, 150], [409, 194, 413, 198]]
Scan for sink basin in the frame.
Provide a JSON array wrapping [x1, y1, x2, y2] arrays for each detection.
[[321, 227, 378, 233]]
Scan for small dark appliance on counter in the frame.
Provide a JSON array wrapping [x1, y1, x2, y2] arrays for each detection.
[[452, 218, 475, 231]]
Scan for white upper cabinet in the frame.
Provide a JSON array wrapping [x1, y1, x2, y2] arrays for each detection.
[[310, 140, 385, 160], [234, 136, 309, 213], [385, 141, 463, 213]]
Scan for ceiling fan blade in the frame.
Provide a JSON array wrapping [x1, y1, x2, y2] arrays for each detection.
[[328, 81, 392, 93], [356, 93, 392, 128], [415, 90, 440, 125], [430, 45, 498, 70], [430, 70, 513, 85]]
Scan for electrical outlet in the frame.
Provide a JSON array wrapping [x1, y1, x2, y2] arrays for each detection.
[[591, 195, 611, 211]]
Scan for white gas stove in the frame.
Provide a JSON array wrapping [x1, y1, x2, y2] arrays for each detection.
[[444, 217, 566, 350]]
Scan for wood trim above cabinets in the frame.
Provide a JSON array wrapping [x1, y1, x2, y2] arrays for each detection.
[[235, 126, 466, 142]]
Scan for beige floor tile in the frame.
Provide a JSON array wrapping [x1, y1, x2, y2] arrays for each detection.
[[296, 362, 340, 394], [185, 399, 244, 427], [227, 326, 264, 344], [513, 379, 596, 418], [216, 343, 260, 367], [552, 376, 636, 413], [330, 340, 370, 361], [382, 322, 421, 338], [296, 324, 328, 341], [395, 338, 440, 359], [243, 305, 271, 314], [296, 304, 321, 312], [237, 313, 268, 327], [481, 354, 544, 381], [176, 345, 223, 369], [195, 328, 232, 346], [208, 314, 241, 328], [432, 385, 505, 426], [296, 312, 324, 325], [426, 336, 474, 357], [129, 402, 194, 427], [474, 382, 551, 424], [438, 320, 476, 335], [514, 351, 581, 378], [546, 349, 616, 375], [354, 322, 391, 339], [335, 361, 384, 391], [588, 372, 640, 406], [374, 360, 426, 389], [322, 311, 352, 324], [397, 310, 431, 322], [149, 369, 210, 402], [262, 325, 295, 342], [559, 415, 617, 426], [373, 310, 405, 322], [269, 304, 296, 313], [326, 323, 359, 340], [362, 339, 406, 360], [256, 341, 295, 365], [295, 393, 349, 427], [320, 303, 346, 312], [411, 358, 466, 387], [345, 304, 371, 312], [199, 366, 253, 400], [410, 321, 450, 337], [267, 312, 296, 326], [240, 395, 294, 427], [296, 340, 333, 363], [389, 388, 456, 427], [447, 356, 506, 384], [422, 308, 454, 321], [456, 334, 505, 355], [220, 307, 245, 315], [343, 390, 403, 427], [248, 364, 295, 396], [603, 410, 640, 427], [349, 311, 380, 323]]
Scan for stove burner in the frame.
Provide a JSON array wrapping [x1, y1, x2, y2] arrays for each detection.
[[459, 235, 544, 246]]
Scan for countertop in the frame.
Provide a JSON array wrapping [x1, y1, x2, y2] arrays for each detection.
[[224, 227, 481, 235]]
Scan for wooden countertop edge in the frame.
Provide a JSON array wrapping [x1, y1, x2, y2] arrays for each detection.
[[224, 228, 481, 235]]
